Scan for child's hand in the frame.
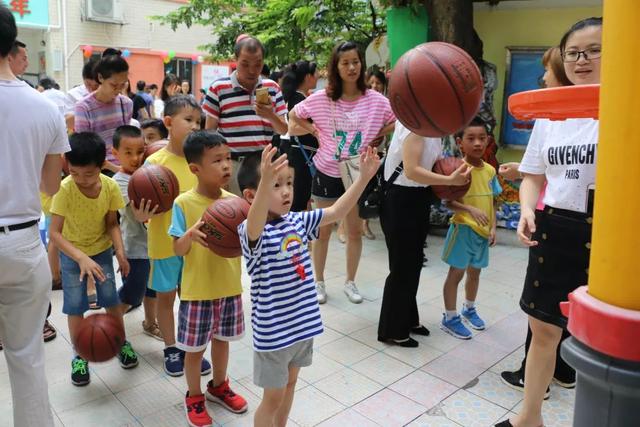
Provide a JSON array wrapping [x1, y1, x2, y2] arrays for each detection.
[[358, 146, 381, 181], [517, 209, 538, 247], [468, 206, 489, 227], [260, 144, 288, 184], [115, 251, 130, 277], [78, 255, 106, 286], [489, 227, 497, 247], [498, 162, 522, 181], [132, 198, 159, 222], [448, 163, 471, 186], [187, 220, 209, 248]]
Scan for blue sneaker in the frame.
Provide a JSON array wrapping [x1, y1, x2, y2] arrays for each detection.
[[461, 306, 486, 330], [178, 349, 212, 376], [440, 314, 472, 340], [164, 346, 184, 377]]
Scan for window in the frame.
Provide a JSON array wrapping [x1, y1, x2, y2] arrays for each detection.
[[165, 58, 193, 93]]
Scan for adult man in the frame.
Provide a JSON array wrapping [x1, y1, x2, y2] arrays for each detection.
[[64, 59, 99, 131], [39, 77, 67, 116], [135, 80, 153, 118], [203, 36, 287, 195], [0, 6, 69, 426], [7, 39, 28, 78]]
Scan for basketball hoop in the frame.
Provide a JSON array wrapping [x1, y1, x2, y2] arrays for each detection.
[[508, 84, 600, 121]]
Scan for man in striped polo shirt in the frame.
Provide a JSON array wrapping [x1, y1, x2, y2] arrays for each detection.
[[203, 36, 288, 195]]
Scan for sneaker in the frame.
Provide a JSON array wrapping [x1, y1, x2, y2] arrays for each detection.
[[200, 357, 212, 376], [440, 314, 472, 340], [205, 379, 248, 413], [500, 369, 550, 399], [164, 346, 184, 377], [316, 281, 327, 304], [142, 320, 163, 341], [461, 306, 486, 331], [119, 340, 139, 369], [552, 376, 576, 389], [343, 281, 363, 304], [185, 392, 213, 427], [71, 356, 90, 386]]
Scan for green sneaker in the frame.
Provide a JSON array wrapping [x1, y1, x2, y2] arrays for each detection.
[[71, 356, 90, 386], [119, 340, 139, 369]]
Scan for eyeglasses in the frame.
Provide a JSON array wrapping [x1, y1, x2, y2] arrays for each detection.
[[562, 47, 601, 63]]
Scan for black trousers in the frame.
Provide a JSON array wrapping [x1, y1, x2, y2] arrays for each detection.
[[378, 184, 432, 340]]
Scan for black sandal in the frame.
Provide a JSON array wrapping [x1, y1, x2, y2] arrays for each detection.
[[411, 325, 430, 336]]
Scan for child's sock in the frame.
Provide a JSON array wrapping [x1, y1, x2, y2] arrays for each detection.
[[445, 310, 457, 321], [464, 300, 476, 310]]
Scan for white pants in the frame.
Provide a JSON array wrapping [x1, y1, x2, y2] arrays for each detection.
[[0, 225, 54, 427]]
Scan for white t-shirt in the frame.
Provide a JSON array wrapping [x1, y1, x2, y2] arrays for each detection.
[[154, 99, 164, 118], [384, 121, 442, 187], [41, 88, 67, 116], [519, 118, 599, 213], [0, 79, 70, 226], [64, 84, 89, 115]]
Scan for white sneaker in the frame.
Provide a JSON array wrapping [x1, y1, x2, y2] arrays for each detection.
[[344, 281, 363, 304], [316, 281, 327, 304]]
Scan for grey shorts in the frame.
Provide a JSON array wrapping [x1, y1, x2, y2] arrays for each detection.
[[253, 339, 314, 389]]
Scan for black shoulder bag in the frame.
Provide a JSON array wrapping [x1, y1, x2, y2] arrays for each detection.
[[358, 159, 403, 219]]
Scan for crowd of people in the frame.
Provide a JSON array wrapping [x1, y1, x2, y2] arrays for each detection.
[[0, 3, 603, 426]]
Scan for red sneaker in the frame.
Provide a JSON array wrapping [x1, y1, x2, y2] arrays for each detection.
[[205, 379, 248, 413], [184, 392, 213, 427]]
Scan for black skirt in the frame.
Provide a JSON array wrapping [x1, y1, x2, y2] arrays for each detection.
[[520, 206, 593, 328]]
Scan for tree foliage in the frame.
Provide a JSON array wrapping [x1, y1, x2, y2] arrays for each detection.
[[153, 0, 387, 68]]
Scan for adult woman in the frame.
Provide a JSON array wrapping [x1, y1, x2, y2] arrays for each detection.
[[378, 123, 470, 347], [289, 41, 395, 304], [280, 60, 319, 211], [495, 17, 602, 427], [154, 73, 180, 118], [74, 49, 133, 174]]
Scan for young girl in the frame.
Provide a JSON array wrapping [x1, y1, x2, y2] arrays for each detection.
[[495, 16, 602, 427], [288, 41, 395, 305]]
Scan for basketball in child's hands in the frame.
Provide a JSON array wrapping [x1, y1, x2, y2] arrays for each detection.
[[144, 140, 168, 161], [388, 42, 484, 137], [431, 157, 471, 201], [74, 313, 125, 363], [127, 165, 179, 214], [201, 197, 250, 258]]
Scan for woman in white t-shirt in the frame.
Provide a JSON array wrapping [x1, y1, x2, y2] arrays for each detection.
[[496, 17, 602, 427], [289, 41, 395, 305], [377, 122, 469, 347]]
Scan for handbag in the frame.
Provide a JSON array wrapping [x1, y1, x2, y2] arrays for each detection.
[[331, 100, 363, 189], [358, 159, 403, 219]]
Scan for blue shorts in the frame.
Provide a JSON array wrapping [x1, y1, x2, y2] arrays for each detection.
[[441, 224, 489, 270], [118, 258, 150, 307], [148, 256, 182, 293], [60, 247, 120, 315]]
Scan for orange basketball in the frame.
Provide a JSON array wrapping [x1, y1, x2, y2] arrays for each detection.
[[127, 165, 179, 214], [388, 42, 484, 137], [201, 197, 250, 258], [74, 314, 125, 363], [431, 157, 471, 201]]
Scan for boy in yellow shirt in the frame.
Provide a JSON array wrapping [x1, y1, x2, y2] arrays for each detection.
[[440, 118, 502, 340], [170, 131, 247, 427], [144, 96, 211, 376], [49, 132, 138, 386]]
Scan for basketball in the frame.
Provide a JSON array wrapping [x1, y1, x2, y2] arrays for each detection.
[[201, 196, 250, 258], [388, 42, 484, 137], [127, 164, 179, 213], [144, 140, 168, 160], [431, 157, 471, 201], [74, 314, 125, 363]]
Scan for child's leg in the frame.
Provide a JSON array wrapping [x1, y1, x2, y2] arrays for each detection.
[[273, 366, 301, 427], [443, 267, 465, 313], [184, 349, 206, 396], [117, 259, 150, 316], [143, 291, 158, 325], [157, 290, 177, 346], [463, 267, 481, 305], [211, 338, 229, 387], [47, 242, 61, 284], [67, 314, 84, 345], [254, 387, 287, 427]]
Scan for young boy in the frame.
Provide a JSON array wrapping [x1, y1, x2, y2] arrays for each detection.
[[440, 118, 502, 340], [238, 145, 380, 427], [141, 118, 168, 144], [49, 132, 139, 386], [144, 95, 211, 375], [170, 131, 248, 427], [112, 125, 162, 340]]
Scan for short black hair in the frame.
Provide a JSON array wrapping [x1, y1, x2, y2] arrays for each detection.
[[82, 59, 97, 80], [261, 64, 271, 77], [455, 117, 489, 139], [94, 50, 129, 82], [148, 83, 158, 90], [136, 80, 146, 91], [38, 77, 57, 91], [140, 119, 168, 139], [9, 39, 26, 56], [234, 36, 265, 58], [113, 125, 142, 149], [0, 6, 17, 58], [101, 48, 121, 57], [560, 17, 603, 55], [164, 94, 201, 117], [237, 153, 262, 192], [66, 132, 106, 167], [183, 131, 227, 164]]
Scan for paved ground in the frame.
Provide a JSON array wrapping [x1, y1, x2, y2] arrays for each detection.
[[0, 220, 575, 426]]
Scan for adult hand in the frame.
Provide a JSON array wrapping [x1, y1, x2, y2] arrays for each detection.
[[254, 102, 275, 119], [517, 208, 538, 247], [499, 162, 522, 181], [448, 163, 471, 186]]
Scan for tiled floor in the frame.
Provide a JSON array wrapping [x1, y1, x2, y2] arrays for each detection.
[[0, 221, 576, 427]]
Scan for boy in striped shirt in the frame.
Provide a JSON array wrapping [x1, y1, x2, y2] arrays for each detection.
[[237, 144, 379, 427]]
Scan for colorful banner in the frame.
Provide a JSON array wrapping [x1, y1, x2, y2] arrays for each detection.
[[1, 0, 49, 28]]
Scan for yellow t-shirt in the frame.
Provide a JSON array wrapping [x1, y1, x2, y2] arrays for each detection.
[[169, 189, 242, 301], [450, 161, 502, 238], [40, 192, 53, 216], [145, 148, 197, 259], [50, 174, 125, 256]]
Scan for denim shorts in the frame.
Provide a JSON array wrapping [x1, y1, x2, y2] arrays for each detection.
[[60, 247, 120, 315], [118, 258, 150, 307]]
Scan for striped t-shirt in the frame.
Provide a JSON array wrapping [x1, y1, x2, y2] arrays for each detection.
[[294, 89, 395, 178], [238, 209, 324, 352], [74, 92, 133, 164], [202, 71, 287, 153]]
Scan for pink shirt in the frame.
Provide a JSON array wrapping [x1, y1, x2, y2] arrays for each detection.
[[294, 89, 394, 177]]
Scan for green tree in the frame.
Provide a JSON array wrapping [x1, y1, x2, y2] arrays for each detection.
[[154, 0, 387, 67]]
